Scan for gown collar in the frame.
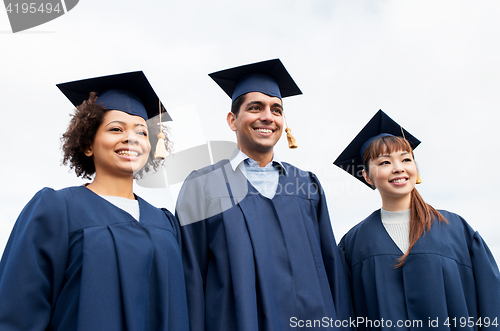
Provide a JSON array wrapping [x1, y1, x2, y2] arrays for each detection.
[[229, 148, 287, 175]]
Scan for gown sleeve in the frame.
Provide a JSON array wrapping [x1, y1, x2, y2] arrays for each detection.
[[470, 230, 500, 328], [0, 188, 69, 330], [311, 173, 354, 327], [175, 172, 209, 331]]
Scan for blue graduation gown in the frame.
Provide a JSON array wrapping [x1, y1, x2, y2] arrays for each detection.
[[339, 209, 500, 330], [176, 159, 352, 331], [0, 186, 189, 331]]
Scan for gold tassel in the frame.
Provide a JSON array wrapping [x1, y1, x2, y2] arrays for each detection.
[[283, 113, 298, 149], [154, 132, 167, 159], [285, 127, 298, 149]]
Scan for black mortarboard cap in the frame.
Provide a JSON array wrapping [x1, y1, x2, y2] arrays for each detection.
[[333, 109, 421, 188], [57, 71, 171, 122], [209, 59, 302, 102]]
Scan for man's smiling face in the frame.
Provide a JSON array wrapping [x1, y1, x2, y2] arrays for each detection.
[[227, 91, 283, 158]]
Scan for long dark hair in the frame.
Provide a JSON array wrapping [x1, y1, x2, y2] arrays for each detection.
[[363, 136, 447, 267]]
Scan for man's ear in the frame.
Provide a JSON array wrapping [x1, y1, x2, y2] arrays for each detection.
[[362, 169, 374, 186], [227, 112, 237, 131]]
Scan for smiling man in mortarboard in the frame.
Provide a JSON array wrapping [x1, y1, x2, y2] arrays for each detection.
[[176, 59, 353, 331]]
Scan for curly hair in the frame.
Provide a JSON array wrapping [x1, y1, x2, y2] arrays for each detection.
[[61, 92, 171, 180]]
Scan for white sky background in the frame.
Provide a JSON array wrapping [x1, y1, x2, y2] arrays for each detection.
[[1, 0, 499, 263]]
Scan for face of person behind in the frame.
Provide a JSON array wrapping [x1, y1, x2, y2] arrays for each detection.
[[363, 150, 417, 209], [89, 110, 151, 179], [227, 91, 283, 162]]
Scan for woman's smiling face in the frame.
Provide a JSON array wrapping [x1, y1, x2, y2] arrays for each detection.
[[89, 110, 151, 178], [363, 149, 418, 202]]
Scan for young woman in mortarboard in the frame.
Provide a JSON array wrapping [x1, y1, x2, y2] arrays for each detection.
[[0, 71, 189, 330], [335, 110, 500, 331]]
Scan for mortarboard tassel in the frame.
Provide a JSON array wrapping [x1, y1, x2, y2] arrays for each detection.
[[154, 132, 167, 159], [416, 172, 422, 184], [285, 128, 298, 149], [283, 113, 298, 149], [154, 101, 167, 159]]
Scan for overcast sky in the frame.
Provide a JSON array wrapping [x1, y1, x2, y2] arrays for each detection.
[[1, 0, 499, 263]]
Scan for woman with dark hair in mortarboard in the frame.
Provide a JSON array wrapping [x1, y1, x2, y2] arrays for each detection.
[[0, 72, 189, 330], [334, 110, 500, 330]]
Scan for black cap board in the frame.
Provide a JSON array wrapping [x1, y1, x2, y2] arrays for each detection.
[[57, 71, 171, 122], [209, 59, 302, 102]]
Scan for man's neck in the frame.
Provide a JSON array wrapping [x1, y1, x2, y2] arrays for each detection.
[[240, 148, 273, 167]]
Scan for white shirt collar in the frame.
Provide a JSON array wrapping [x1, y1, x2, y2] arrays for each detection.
[[229, 149, 287, 175]]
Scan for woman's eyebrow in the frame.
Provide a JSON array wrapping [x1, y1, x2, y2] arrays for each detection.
[[376, 154, 391, 159], [105, 121, 147, 128]]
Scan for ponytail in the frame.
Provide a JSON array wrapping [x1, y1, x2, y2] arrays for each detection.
[[394, 188, 447, 268]]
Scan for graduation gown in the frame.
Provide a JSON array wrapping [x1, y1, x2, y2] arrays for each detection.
[[0, 186, 189, 331], [339, 209, 500, 330], [176, 159, 352, 331]]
